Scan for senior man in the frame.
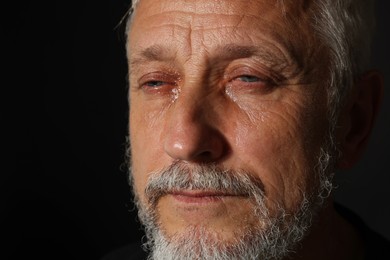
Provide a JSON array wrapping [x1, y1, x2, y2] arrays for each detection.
[[106, 0, 389, 259]]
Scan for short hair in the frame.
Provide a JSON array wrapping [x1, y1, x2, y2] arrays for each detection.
[[125, 0, 376, 127]]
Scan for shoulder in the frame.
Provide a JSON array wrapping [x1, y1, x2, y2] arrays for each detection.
[[334, 203, 390, 260], [102, 243, 148, 260]]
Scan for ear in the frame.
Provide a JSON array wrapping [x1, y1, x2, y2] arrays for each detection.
[[337, 71, 383, 169]]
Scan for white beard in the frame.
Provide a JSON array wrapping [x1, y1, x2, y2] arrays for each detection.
[[130, 148, 335, 260]]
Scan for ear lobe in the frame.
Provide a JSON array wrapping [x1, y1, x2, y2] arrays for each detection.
[[337, 70, 383, 169]]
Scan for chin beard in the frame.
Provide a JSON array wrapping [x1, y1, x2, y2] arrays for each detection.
[[129, 147, 335, 260]]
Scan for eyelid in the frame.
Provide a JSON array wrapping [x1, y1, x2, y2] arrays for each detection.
[[235, 75, 264, 83], [225, 66, 273, 82], [226, 66, 281, 85], [138, 72, 179, 88]]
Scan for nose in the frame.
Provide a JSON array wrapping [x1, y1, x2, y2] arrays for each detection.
[[163, 94, 227, 163]]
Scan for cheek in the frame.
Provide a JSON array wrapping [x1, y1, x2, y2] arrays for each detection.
[[233, 102, 310, 165], [230, 102, 326, 211], [129, 102, 168, 202]]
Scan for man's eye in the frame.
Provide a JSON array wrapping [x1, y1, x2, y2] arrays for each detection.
[[138, 76, 178, 97], [226, 73, 277, 96], [144, 81, 166, 87], [137, 72, 179, 94], [236, 75, 262, 83]]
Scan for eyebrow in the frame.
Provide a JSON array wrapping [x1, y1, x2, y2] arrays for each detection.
[[130, 44, 175, 68], [214, 44, 257, 60]]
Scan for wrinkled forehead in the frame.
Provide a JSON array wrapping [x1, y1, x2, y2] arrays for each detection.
[[128, 0, 320, 47], [129, 0, 318, 25], [127, 0, 325, 74], [131, 0, 318, 16]]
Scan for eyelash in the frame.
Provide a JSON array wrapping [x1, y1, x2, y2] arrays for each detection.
[[143, 80, 168, 88], [233, 75, 273, 84], [227, 67, 279, 90]]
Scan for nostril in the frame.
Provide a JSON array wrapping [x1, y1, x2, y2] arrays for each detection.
[[194, 150, 214, 162]]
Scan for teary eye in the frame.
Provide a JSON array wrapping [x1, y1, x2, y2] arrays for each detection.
[[137, 71, 180, 98], [144, 81, 166, 87], [225, 69, 278, 97], [237, 75, 262, 83]]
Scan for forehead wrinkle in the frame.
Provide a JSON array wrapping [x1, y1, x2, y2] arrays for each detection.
[[129, 0, 318, 79], [138, 7, 270, 33], [144, 0, 262, 17], [186, 14, 301, 70]]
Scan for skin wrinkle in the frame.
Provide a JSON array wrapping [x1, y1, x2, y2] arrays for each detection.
[[130, 5, 307, 74], [231, 14, 246, 36], [141, 10, 269, 32], [245, 89, 324, 209], [267, 146, 302, 210]]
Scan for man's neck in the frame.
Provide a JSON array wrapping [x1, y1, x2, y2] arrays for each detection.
[[288, 200, 365, 260]]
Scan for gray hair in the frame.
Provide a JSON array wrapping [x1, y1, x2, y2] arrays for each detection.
[[125, 0, 376, 128], [311, 0, 376, 130]]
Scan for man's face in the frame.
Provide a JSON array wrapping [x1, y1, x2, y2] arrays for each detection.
[[128, 0, 333, 257]]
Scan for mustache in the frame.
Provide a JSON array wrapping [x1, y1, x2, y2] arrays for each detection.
[[144, 161, 265, 207]]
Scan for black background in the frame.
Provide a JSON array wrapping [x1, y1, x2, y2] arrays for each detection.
[[2, 1, 389, 259]]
